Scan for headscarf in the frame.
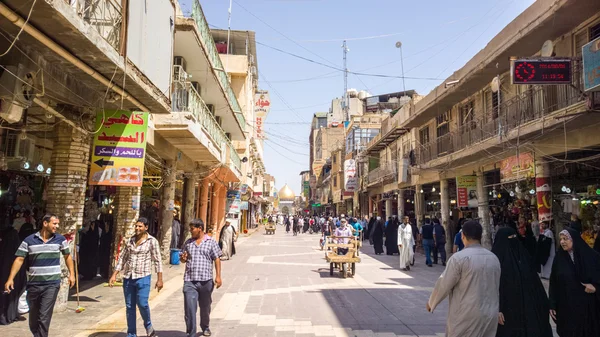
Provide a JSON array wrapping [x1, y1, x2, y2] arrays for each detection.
[[557, 227, 600, 288]]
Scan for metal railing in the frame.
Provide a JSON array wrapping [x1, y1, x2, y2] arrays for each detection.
[[67, 0, 123, 51], [367, 162, 397, 185], [416, 65, 585, 165], [228, 142, 242, 175], [189, 0, 245, 129]]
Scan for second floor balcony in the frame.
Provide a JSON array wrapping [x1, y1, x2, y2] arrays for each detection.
[[367, 162, 398, 187]]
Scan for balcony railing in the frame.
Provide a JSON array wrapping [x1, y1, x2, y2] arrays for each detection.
[[228, 142, 242, 175], [416, 68, 585, 166], [367, 162, 397, 185], [67, 0, 123, 51], [189, 0, 245, 130]]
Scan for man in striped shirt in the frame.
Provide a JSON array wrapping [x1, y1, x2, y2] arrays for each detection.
[[4, 214, 75, 337], [109, 217, 163, 337]]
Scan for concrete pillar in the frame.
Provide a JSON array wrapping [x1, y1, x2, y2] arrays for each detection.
[[476, 169, 492, 249], [159, 159, 176, 261], [111, 187, 141, 271], [440, 179, 452, 255], [368, 196, 373, 217], [46, 123, 90, 312], [210, 184, 223, 235], [397, 189, 405, 217], [415, 184, 424, 228], [217, 186, 227, 236], [182, 173, 197, 244], [198, 179, 209, 223], [385, 198, 393, 219], [535, 160, 552, 223]]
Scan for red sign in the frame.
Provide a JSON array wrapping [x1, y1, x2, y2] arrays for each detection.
[[536, 177, 552, 222], [512, 59, 572, 85], [456, 176, 477, 208], [500, 153, 535, 183]]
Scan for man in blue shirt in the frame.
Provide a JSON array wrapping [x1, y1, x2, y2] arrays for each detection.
[[5, 214, 75, 337], [420, 218, 434, 267], [432, 219, 447, 266], [453, 230, 464, 253]]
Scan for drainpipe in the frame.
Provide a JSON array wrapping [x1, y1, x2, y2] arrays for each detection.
[[0, 2, 150, 112]]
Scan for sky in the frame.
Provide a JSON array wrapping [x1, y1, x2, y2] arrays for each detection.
[[180, 0, 536, 195]]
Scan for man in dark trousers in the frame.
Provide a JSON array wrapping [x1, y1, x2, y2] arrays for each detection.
[[181, 219, 223, 337], [420, 218, 434, 267], [432, 218, 447, 266]]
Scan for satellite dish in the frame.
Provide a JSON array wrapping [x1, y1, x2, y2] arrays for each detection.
[[395, 41, 402, 48], [541, 40, 554, 57], [491, 76, 500, 93]]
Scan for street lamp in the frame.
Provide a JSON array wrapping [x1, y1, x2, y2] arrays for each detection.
[[395, 41, 406, 96]]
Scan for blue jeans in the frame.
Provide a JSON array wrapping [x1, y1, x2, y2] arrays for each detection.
[[422, 239, 434, 265], [123, 275, 153, 337]]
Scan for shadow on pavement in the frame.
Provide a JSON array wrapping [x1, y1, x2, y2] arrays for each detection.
[[87, 331, 186, 337]]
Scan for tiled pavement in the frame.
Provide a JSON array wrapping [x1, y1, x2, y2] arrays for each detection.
[[4, 226, 452, 337]]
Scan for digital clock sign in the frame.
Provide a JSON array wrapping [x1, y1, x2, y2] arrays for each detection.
[[512, 59, 572, 85]]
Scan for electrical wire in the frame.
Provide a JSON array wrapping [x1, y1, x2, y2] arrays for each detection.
[[265, 138, 309, 157], [0, 0, 37, 57], [264, 141, 307, 166]]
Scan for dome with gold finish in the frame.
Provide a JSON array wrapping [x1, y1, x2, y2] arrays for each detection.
[[278, 184, 295, 201]]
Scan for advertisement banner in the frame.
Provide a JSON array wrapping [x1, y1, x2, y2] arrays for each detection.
[[456, 175, 477, 208], [536, 177, 552, 222], [303, 181, 310, 197], [240, 184, 249, 195], [254, 90, 270, 139], [583, 36, 600, 92], [240, 201, 249, 211], [89, 111, 149, 187], [500, 152, 535, 183], [344, 159, 358, 192], [226, 189, 241, 214]]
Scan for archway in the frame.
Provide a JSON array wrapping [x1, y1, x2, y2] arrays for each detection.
[[281, 206, 290, 215]]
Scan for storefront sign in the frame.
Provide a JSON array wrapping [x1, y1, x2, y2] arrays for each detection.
[[536, 177, 552, 222], [254, 90, 270, 139], [309, 175, 317, 189], [89, 111, 149, 187], [456, 175, 477, 208], [240, 201, 249, 210], [500, 152, 534, 183], [303, 181, 310, 197], [344, 159, 358, 192], [226, 189, 241, 214], [240, 184, 249, 194], [582, 36, 600, 92]]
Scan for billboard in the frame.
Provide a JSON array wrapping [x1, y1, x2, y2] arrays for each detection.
[[583, 36, 600, 92], [500, 152, 535, 183], [89, 111, 148, 187], [254, 90, 270, 139], [344, 159, 358, 192], [456, 176, 477, 208]]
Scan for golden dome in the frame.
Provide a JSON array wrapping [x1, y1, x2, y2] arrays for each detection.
[[278, 184, 295, 201]]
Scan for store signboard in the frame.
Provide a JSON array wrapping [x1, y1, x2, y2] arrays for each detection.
[[240, 201, 249, 210], [254, 90, 270, 139], [89, 111, 149, 187], [226, 189, 241, 214], [303, 181, 310, 197], [500, 152, 534, 183], [583, 36, 600, 92], [344, 159, 358, 192], [456, 176, 477, 208]]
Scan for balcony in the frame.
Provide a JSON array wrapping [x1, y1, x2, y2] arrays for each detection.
[[416, 79, 587, 168], [154, 69, 230, 164], [227, 142, 242, 179], [365, 114, 408, 155], [188, 0, 245, 129], [66, 0, 122, 51], [367, 162, 397, 187]]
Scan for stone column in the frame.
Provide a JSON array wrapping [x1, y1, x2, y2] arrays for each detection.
[[210, 183, 223, 234], [440, 179, 452, 255], [182, 173, 197, 244], [111, 187, 140, 271], [535, 159, 552, 223], [397, 189, 405, 217], [46, 123, 90, 312], [385, 198, 393, 219], [159, 159, 176, 262], [217, 186, 227, 236], [415, 184, 424, 228], [476, 169, 492, 249], [198, 179, 209, 223]]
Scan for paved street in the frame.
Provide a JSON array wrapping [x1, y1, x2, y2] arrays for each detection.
[[4, 226, 450, 337]]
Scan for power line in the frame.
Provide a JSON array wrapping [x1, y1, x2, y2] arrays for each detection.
[[258, 70, 310, 123], [265, 138, 309, 157], [264, 141, 307, 166]]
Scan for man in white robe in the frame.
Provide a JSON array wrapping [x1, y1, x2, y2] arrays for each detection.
[[427, 220, 501, 337], [539, 221, 555, 279], [218, 221, 236, 260], [397, 216, 414, 271]]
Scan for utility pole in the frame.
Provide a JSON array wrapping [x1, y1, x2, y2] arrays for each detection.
[[342, 40, 349, 121]]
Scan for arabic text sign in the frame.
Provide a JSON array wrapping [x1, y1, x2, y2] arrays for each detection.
[[500, 152, 535, 183], [344, 159, 358, 192], [255, 90, 270, 139], [89, 111, 148, 187], [583, 36, 600, 92], [456, 175, 477, 208]]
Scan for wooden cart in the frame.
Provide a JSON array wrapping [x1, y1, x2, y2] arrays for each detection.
[[325, 236, 361, 278], [265, 220, 276, 235]]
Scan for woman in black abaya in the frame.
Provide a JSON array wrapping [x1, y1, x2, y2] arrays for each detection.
[[0, 224, 25, 325], [372, 217, 385, 255], [366, 217, 375, 244], [492, 227, 552, 337], [385, 217, 399, 255], [549, 227, 600, 337], [79, 221, 101, 280]]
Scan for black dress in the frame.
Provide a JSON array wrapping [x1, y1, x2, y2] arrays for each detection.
[[0, 227, 26, 325], [372, 219, 384, 255], [385, 218, 399, 255], [549, 227, 600, 337], [492, 227, 553, 337]]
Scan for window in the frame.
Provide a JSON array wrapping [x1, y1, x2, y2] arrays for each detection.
[[459, 101, 475, 133], [591, 22, 600, 42], [436, 111, 450, 138], [333, 154, 337, 164], [333, 176, 337, 187], [485, 91, 499, 120], [419, 126, 430, 145]]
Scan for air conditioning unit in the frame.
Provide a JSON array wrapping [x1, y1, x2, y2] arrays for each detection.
[[173, 56, 187, 72], [5, 131, 36, 160], [190, 81, 200, 94], [215, 116, 222, 126], [207, 104, 215, 115], [0, 64, 34, 124], [225, 133, 231, 140]]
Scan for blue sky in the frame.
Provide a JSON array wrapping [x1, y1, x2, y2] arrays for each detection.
[[180, 0, 535, 194]]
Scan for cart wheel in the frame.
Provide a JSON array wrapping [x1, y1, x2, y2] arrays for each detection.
[[351, 263, 356, 276], [342, 263, 347, 278], [330, 263, 334, 276]]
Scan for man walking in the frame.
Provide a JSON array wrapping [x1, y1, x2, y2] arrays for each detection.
[[427, 220, 501, 337], [420, 218, 434, 267], [397, 216, 415, 271], [4, 214, 75, 337], [181, 219, 223, 337], [432, 219, 447, 266], [109, 217, 163, 337]]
